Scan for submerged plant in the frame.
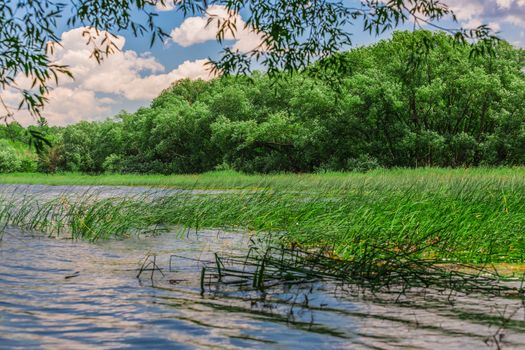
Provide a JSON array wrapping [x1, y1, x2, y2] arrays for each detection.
[[134, 234, 525, 348], [199, 234, 525, 298]]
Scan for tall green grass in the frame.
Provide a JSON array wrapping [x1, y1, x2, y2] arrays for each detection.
[[1, 169, 525, 263], [3, 167, 525, 190]]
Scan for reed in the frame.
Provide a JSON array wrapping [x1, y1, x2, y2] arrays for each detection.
[[1, 167, 525, 264], [3, 167, 525, 190], [198, 234, 523, 297]]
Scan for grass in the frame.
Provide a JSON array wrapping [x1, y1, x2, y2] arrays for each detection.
[[2, 167, 525, 264], [201, 236, 522, 297], [3, 167, 525, 189]]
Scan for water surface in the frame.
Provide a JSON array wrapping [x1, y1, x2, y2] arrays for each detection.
[[1, 185, 525, 349]]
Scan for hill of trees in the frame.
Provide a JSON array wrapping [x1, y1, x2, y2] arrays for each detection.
[[2, 31, 525, 174]]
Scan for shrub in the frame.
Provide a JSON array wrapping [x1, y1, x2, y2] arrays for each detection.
[[344, 155, 381, 172], [102, 154, 124, 173], [0, 148, 21, 172]]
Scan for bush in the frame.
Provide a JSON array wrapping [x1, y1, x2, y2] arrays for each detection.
[[344, 155, 381, 172], [19, 157, 37, 172], [102, 154, 123, 173], [0, 148, 21, 172], [449, 132, 478, 166], [38, 145, 65, 173]]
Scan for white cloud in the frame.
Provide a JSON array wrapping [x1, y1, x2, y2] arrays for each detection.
[[170, 5, 264, 52], [42, 88, 114, 125], [446, 0, 525, 29], [1, 27, 213, 126], [124, 59, 213, 100], [497, 0, 513, 9], [155, 0, 178, 12], [489, 21, 502, 32], [0, 86, 113, 126]]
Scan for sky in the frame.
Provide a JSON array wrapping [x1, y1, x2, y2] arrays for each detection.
[[6, 0, 525, 126]]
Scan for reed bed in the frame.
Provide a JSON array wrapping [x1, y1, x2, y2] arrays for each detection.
[[1, 168, 525, 264]]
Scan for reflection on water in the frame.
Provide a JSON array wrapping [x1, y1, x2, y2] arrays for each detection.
[[1, 228, 525, 349]]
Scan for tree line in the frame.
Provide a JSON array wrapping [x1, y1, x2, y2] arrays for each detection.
[[1, 31, 525, 174]]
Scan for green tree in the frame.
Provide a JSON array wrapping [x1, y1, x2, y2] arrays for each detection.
[[4, 30, 525, 174], [0, 0, 497, 122]]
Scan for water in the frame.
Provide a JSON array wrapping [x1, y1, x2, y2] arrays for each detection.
[[1, 185, 525, 349], [0, 184, 226, 201]]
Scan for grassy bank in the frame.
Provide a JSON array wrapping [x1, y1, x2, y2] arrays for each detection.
[[2, 167, 525, 264], [3, 167, 525, 189]]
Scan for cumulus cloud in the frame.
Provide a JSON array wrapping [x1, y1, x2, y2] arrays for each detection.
[[1, 27, 213, 126], [170, 5, 264, 52], [124, 59, 213, 100], [445, 0, 525, 29], [42, 88, 114, 125], [155, 0, 178, 12]]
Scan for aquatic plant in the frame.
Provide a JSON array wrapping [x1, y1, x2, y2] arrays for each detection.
[[0, 191, 169, 241], [136, 236, 525, 350], [204, 236, 522, 294], [1, 168, 525, 263]]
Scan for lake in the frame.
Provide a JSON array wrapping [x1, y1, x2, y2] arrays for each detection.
[[0, 185, 524, 349]]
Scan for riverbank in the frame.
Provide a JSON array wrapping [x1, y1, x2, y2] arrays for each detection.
[[2, 167, 525, 264], [2, 167, 525, 189]]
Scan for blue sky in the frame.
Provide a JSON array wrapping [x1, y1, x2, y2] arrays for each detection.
[[118, 4, 398, 74], [5, 0, 525, 125]]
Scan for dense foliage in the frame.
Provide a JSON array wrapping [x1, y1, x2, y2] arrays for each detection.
[[0, 0, 494, 120], [2, 31, 525, 174]]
